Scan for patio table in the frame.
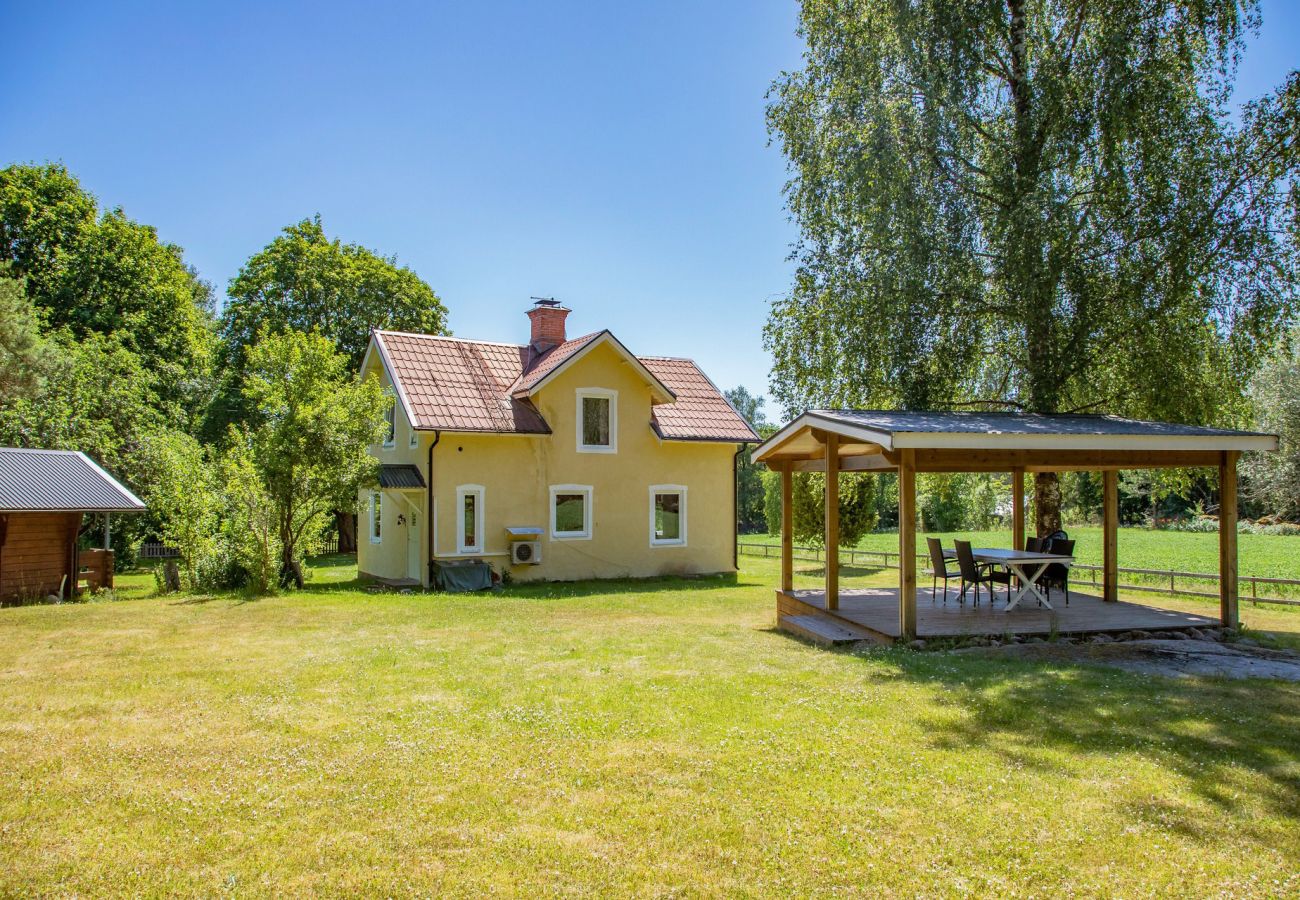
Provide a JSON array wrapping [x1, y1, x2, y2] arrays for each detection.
[[942, 547, 1074, 611]]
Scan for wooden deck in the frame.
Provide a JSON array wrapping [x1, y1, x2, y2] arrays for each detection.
[[778, 586, 1218, 644]]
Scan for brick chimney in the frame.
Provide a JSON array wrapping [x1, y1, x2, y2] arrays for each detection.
[[527, 299, 570, 352]]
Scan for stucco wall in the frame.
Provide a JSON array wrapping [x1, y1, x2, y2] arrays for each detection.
[[357, 340, 739, 585]]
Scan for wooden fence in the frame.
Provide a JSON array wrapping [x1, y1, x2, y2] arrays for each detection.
[[138, 542, 179, 559], [737, 541, 1300, 607]]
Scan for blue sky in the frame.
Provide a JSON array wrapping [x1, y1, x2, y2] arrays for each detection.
[[2, 1, 1294, 418]]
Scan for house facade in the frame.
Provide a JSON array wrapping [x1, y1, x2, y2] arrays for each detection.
[[357, 301, 758, 585]]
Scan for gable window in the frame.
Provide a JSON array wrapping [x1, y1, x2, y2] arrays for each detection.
[[382, 390, 396, 448], [457, 485, 485, 554], [550, 484, 593, 540], [576, 388, 617, 453], [369, 492, 383, 543], [650, 485, 687, 547]]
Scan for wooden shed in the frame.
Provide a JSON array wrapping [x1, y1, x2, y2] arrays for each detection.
[[0, 448, 145, 604]]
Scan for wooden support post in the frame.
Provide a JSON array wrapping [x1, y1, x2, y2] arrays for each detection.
[[1011, 468, 1025, 550], [898, 449, 917, 640], [1102, 469, 1118, 603], [780, 462, 793, 593], [1219, 451, 1239, 628], [825, 433, 840, 611]]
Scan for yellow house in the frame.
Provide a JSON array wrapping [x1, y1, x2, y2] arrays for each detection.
[[356, 301, 758, 586]]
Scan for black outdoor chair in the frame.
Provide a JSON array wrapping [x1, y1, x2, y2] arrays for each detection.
[[1025, 536, 1044, 553], [926, 537, 959, 603], [1041, 538, 1075, 606], [954, 540, 1004, 607]]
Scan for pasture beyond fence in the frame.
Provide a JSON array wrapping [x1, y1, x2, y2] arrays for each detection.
[[737, 541, 1300, 608]]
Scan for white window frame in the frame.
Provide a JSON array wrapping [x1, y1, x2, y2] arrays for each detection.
[[550, 484, 593, 540], [649, 485, 688, 547], [382, 389, 396, 450], [456, 484, 485, 554], [369, 492, 383, 544], [576, 388, 617, 454]]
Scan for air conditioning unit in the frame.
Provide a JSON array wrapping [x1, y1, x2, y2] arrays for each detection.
[[510, 541, 542, 565]]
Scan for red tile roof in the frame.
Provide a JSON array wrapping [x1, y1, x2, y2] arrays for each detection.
[[373, 330, 758, 442], [510, 332, 603, 394], [642, 357, 760, 442]]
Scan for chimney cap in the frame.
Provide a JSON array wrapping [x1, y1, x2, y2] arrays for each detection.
[[529, 296, 568, 310]]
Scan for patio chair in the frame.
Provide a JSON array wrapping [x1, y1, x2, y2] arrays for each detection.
[[1040, 538, 1075, 606], [953, 540, 1003, 607], [1025, 536, 1044, 553], [926, 537, 959, 603]]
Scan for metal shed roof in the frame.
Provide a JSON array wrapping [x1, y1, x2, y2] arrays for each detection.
[[0, 448, 146, 513]]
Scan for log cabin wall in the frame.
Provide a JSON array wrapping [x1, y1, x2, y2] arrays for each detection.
[[0, 511, 82, 603]]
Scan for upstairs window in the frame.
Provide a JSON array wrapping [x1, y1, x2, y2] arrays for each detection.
[[382, 390, 396, 448], [576, 388, 617, 453], [650, 485, 687, 547]]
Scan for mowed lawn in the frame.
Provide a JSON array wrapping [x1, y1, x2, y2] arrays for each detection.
[[2, 558, 1299, 896], [744, 526, 1300, 594]]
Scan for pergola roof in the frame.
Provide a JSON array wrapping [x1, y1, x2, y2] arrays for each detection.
[[753, 410, 1277, 473]]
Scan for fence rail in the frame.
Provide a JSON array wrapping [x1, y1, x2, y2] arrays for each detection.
[[138, 542, 179, 559], [737, 541, 1300, 608]]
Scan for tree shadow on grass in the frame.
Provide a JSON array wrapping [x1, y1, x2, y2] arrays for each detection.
[[862, 649, 1300, 840]]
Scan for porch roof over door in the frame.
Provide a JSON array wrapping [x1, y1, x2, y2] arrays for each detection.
[[751, 410, 1278, 473]]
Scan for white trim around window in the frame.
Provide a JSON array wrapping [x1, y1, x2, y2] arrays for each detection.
[[456, 484, 485, 554], [550, 484, 593, 540], [576, 387, 617, 453], [382, 388, 397, 449], [649, 485, 688, 547], [369, 492, 383, 544]]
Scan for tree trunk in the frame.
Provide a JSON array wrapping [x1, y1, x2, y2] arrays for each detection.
[[1034, 472, 1062, 536], [279, 518, 304, 589]]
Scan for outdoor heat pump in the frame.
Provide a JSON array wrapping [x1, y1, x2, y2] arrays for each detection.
[[506, 526, 544, 566]]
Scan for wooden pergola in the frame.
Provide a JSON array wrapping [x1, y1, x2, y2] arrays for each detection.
[[752, 411, 1278, 641]]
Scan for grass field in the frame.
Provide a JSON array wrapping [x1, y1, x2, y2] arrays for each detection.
[[2, 556, 1299, 896], [743, 526, 1300, 593]]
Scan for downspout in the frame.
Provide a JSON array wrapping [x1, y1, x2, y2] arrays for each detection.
[[426, 430, 441, 585], [733, 443, 750, 571]]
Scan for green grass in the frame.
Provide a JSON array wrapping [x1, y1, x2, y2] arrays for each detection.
[[743, 526, 1300, 594], [2, 556, 1299, 895]]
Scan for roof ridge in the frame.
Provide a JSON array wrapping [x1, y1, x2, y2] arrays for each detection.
[[0, 447, 82, 455], [376, 330, 526, 350]]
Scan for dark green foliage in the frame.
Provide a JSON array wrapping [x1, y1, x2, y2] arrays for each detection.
[[766, 0, 1300, 530], [0, 163, 216, 422], [1245, 329, 1300, 520], [209, 216, 447, 436], [772, 470, 878, 548], [0, 269, 49, 398], [724, 387, 770, 532]]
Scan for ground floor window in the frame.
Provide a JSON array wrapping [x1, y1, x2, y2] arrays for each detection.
[[457, 484, 484, 553], [369, 492, 382, 543], [550, 484, 593, 540], [649, 485, 687, 546]]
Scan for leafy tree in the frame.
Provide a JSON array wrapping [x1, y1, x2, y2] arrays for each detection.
[[0, 269, 50, 398], [765, 470, 877, 548], [725, 386, 770, 532], [1244, 330, 1300, 520], [219, 438, 282, 595], [139, 432, 222, 589], [237, 329, 387, 589], [766, 0, 1300, 534], [210, 216, 447, 436], [0, 163, 216, 420]]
